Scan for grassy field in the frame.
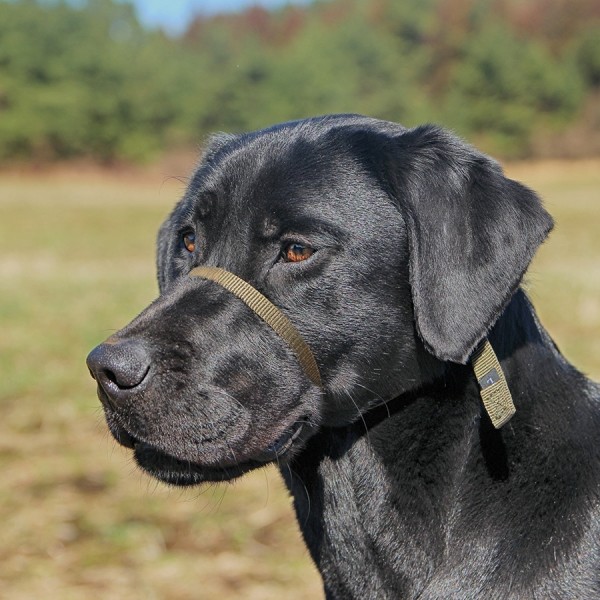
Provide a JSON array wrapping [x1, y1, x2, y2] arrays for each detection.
[[0, 159, 598, 599]]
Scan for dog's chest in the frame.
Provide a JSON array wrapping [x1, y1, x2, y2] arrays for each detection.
[[284, 432, 445, 599]]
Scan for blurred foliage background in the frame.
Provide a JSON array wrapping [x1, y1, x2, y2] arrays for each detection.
[[0, 0, 599, 163]]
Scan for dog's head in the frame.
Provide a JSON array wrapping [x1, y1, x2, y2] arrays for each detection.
[[87, 115, 552, 486]]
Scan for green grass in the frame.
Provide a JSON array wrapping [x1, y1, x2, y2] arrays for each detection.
[[0, 161, 598, 599], [507, 160, 600, 376]]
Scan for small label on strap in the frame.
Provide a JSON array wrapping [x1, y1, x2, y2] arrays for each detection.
[[478, 368, 500, 389], [472, 340, 515, 429]]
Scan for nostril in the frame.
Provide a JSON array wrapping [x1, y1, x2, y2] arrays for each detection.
[[104, 368, 118, 385], [86, 338, 151, 393], [103, 364, 149, 390]]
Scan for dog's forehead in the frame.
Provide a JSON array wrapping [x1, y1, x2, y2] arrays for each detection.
[[184, 123, 385, 227], [191, 127, 332, 192]]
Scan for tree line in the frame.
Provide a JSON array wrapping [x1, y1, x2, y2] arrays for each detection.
[[0, 0, 598, 163]]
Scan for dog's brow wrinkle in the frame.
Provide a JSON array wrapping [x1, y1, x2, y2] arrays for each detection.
[[262, 216, 279, 238], [197, 190, 220, 218]]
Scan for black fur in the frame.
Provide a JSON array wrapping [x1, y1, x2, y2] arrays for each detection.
[[87, 115, 600, 599]]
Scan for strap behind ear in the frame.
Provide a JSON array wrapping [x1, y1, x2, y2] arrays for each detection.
[[389, 125, 553, 364], [472, 339, 515, 428]]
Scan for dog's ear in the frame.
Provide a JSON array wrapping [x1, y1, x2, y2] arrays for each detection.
[[383, 125, 553, 364]]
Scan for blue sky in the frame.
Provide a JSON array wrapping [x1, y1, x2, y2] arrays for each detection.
[[123, 0, 311, 34]]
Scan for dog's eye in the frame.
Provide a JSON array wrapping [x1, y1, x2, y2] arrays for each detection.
[[282, 243, 314, 263], [182, 231, 196, 253]]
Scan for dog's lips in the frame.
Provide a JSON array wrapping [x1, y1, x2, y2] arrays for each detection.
[[128, 420, 307, 486], [102, 401, 312, 485], [132, 441, 257, 485], [251, 418, 307, 462], [130, 418, 308, 465]]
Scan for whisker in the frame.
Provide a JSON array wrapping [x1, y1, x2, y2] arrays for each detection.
[[343, 389, 370, 443], [214, 483, 228, 514], [262, 466, 271, 508], [287, 464, 311, 528], [161, 174, 191, 193], [211, 387, 246, 413], [195, 402, 241, 469], [354, 381, 391, 420]]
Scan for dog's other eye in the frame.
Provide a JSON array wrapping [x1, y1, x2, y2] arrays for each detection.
[[282, 243, 314, 263], [182, 231, 196, 253]]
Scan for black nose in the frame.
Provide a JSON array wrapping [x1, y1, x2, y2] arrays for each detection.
[[86, 339, 151, 401]]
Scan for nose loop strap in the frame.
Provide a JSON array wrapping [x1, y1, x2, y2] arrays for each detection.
[[189, 266, 322, 387]]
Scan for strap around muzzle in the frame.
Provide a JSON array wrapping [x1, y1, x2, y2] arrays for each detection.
[[189, 266, 322, 387]]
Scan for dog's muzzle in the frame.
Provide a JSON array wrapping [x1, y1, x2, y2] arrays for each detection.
[[189, 266, 322, 388]]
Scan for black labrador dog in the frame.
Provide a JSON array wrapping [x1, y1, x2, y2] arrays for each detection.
[[87, 115, 600, 599]]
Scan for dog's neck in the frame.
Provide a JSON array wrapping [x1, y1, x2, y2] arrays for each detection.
[[487, 288, 555, 374], [326, 289, 556, 434], [284, 289, 596, 598]]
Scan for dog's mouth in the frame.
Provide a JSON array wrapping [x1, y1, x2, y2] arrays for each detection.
[[251, 418, 307, 462], [104, 404, 311, 486]]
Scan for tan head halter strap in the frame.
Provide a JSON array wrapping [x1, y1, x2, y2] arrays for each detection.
[[189, 266, 322, 387], [472, 339, 515, 428]]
